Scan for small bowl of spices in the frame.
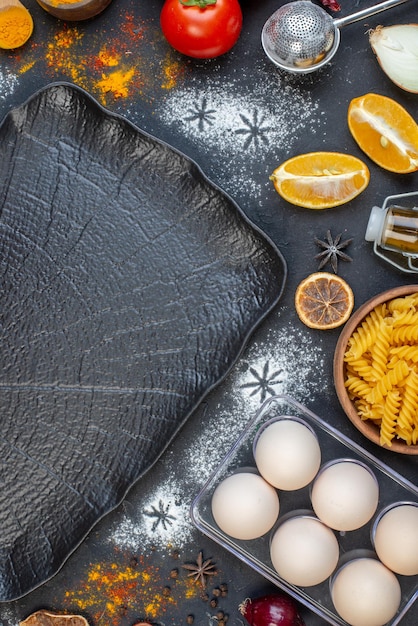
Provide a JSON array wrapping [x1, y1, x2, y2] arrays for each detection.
[[0, 0, 33, 49], [35, 0, 112, 21]]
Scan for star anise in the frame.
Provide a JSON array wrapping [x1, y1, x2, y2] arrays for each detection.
[[182, 551, 217, 589], [314, 229, 353, 274]]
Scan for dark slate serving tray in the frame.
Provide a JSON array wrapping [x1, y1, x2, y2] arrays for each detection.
[[0, 82, 287, 601]]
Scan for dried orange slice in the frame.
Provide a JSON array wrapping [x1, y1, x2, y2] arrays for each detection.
[[270, 152, 370, 209], [348, 93, 418, 173], [20, 610, 90, 626], [295, 272, 354, 330]]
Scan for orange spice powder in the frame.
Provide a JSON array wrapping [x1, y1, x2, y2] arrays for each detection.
[[47, 0, 83, 6], [161, 56, 184, 90], [63, 552, 204, 626], [120, 13, 144, 42], [65, 560, 156, 624], [15, 12, 187, 105], [45, 25, 88, 86], [96, 47, 120, 68], [19, 59, 36, 73], [95, 66, 136, 99]]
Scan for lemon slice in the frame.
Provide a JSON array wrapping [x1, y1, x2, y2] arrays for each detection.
[[348, 93, 418, 174], [270, 151, 370, 209]]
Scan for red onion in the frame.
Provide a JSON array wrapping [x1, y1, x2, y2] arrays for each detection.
[[239, 593, 305, 626]]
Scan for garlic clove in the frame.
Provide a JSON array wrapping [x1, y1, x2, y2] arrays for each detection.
[[369, 24, 418, 94]]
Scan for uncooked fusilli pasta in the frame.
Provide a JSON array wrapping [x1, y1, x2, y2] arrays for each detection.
[[344, 293, 418, 447]]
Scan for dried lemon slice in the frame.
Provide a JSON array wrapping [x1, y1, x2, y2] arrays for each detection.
[[348, 93, 418, 173], [270, 151, 370, 209], [295, 272, 354, 330]]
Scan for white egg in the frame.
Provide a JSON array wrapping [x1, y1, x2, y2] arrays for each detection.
[[331, 558, 401, 626], [270, 514, 339, 586], [211, 471, 280, 540], [254, 418, 321, 490], [311, 459, 379, 531], [373, 503, 418, 575]]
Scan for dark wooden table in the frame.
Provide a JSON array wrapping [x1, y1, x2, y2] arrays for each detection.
[[0, 0, 417, 625]]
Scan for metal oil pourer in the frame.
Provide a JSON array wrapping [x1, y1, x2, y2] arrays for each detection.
[[365, 192, 418, 274]]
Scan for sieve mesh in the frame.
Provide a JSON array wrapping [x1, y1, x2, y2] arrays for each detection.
[[262, 1, 335, 67]]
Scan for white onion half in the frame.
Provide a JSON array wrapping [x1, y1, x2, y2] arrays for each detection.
[[369, 24, 418, 93]]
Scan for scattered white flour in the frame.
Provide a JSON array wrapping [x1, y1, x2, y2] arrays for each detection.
[[110, 320, 325, 552], [112, 477, 195, 550], [0, 69, 19, 102], [181, 319, 326, 485], [0, 607, 19, 626], [154, 70, 322, 202]]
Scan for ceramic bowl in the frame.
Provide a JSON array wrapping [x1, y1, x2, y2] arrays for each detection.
[[333, 285, 418, 455], [35, 0, 112, 21]]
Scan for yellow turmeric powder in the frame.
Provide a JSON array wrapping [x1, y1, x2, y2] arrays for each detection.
[[47, 0, 86, 5], [0, 0, 33, 49], [95, 67, 136, 99]]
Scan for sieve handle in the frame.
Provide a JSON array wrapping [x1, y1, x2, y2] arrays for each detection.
[[334, 0, 411, 29]]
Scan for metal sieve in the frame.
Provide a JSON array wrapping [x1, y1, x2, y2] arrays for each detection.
[[262, 0, 411, 74]]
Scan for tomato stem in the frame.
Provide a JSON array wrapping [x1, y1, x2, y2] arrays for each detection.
[[179, 0, 217, 7]]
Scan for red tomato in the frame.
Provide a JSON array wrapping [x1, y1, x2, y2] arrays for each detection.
[[160, 0, 243, 59]]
